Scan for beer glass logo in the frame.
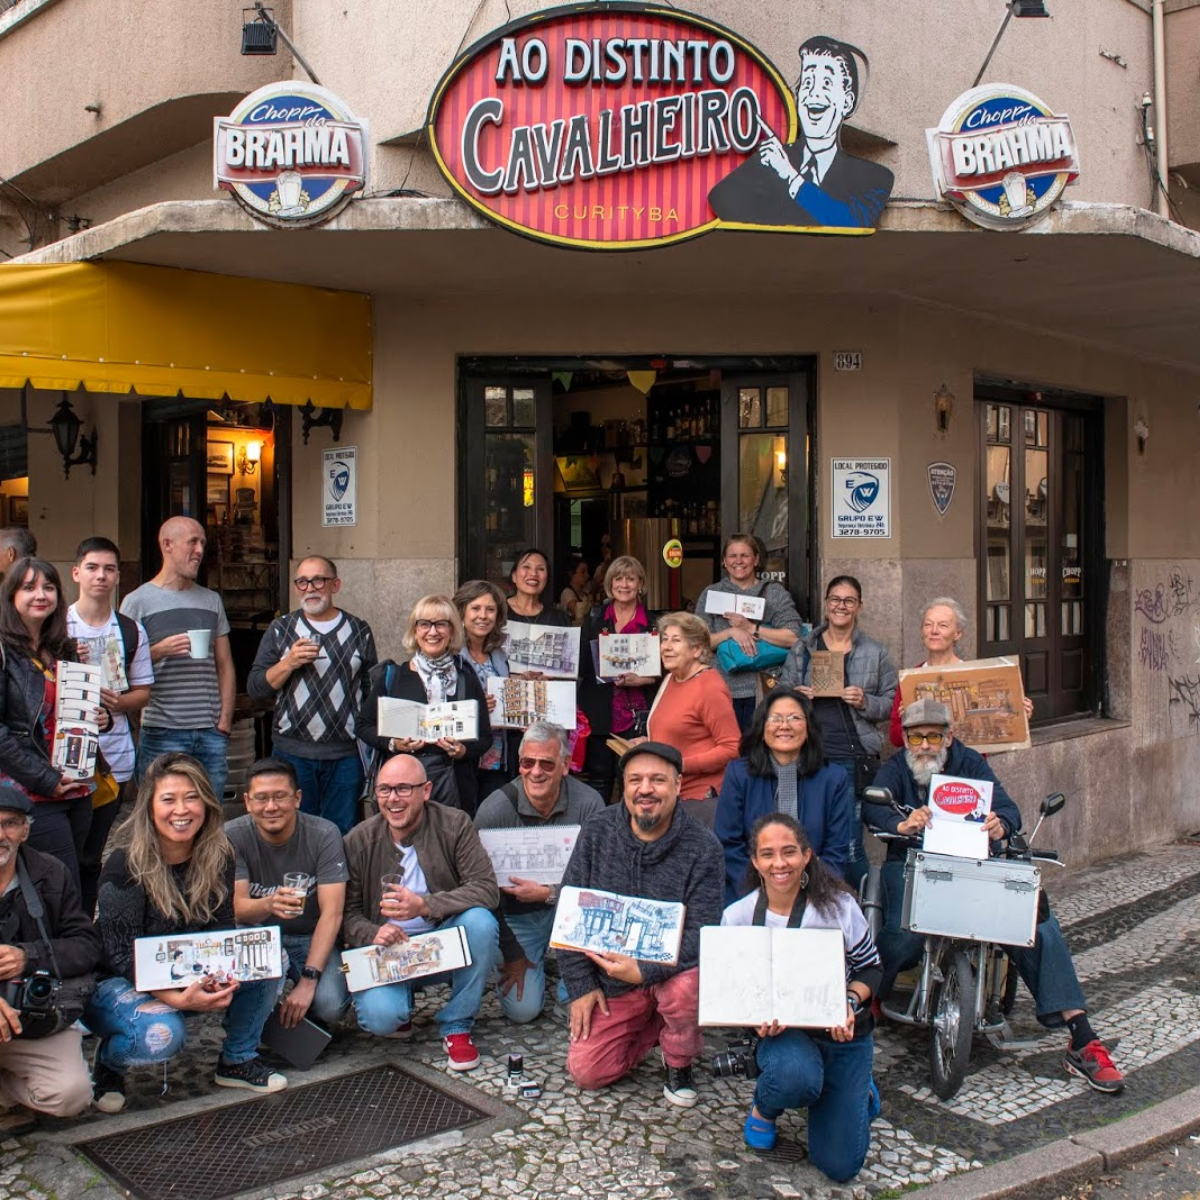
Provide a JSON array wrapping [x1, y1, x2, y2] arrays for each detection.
[[843, 471, 879, 513]]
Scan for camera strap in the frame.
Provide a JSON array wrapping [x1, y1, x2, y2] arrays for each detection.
[[15, 856, 62, 980], [751, 888, 808, 929]]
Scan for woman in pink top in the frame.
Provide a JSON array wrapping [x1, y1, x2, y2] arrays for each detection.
[[646, 612, 740, 826]]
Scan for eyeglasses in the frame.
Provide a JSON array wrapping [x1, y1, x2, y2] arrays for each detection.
[[375, 783, 426, 800], [766, 713, 807, 726], [519, 756, 560, 772], [247, 791, 298, 805], [414, 619, 452, 633], [826, 595, 860, 610], [294, 575, 334, 591], [905, 730, 947, 748], [0, 817, 27, 834]]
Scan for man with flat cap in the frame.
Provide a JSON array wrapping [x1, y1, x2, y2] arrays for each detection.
[[558, 741, 724, 1108], [863, 699, 1124, 1095]]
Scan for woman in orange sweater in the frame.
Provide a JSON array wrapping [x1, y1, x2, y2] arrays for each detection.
[[645, 612, 741, 826]]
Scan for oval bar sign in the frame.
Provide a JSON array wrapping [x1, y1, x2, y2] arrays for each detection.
[[427, 3, 797, 248]]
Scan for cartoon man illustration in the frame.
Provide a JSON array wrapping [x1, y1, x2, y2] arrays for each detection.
[[708, 35, 894, 229]]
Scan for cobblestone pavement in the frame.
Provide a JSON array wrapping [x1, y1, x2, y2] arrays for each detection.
[[2, 841, 1199, 1200]]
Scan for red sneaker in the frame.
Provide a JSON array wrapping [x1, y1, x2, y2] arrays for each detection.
[[444, 1033, 480, 1071], [1065, 1039, 1124, 1094]]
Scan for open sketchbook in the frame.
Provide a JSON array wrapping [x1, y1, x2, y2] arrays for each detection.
[[478, 825, 581, 885], [703, 592, 767, 621], [134, 926, 283, 993], [487, 677, 576, 729], [377, 696, 479, 742], [339, 926, 472, 992], [505, 624, 581, 679], [699, 926, 846, 1028], [550, 885, 684, 965], [53, 660, 103, 781], [596, 632, 661, 679]]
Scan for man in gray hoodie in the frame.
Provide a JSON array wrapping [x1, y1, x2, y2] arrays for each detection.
[[559, 742, 724, 1109]]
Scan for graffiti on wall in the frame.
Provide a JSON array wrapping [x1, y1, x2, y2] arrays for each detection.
[[1137, 566, 1200, 726], [1139, 627, 1170, 672], [1168, 675, 1200, 726]]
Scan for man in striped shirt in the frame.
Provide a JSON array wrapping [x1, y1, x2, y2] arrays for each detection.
[[121, 517, 235, 799]]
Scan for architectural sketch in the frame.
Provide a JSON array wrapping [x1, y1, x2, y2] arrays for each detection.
[[699, 926, 845, 1028], [898, 656, 1031, 753], [597, 632, 661, 679], [808, 649, 845, 697], [703, 592, 767, 621], [377, 696, 479, 742], [550, 886, 684, 965], [487, 677, 577, 729], [505, 624, 581, 678], [134, 926, 283, 992], [340, 926, 472, 992], [478, 825, 581, 885]]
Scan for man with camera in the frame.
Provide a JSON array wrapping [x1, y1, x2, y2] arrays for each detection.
[[0, 786, 102, 1133]]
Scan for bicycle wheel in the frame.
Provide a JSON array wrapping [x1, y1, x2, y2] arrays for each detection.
[[929, 947, 976, 1100], [999, 951, 1020, 1016]]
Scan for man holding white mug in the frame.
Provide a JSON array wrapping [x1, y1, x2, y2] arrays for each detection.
[[121, 516, 236, 799]]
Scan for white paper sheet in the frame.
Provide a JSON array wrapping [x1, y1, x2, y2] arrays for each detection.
[[478, 825, 581, 885], [923, 774, 994, 859], [703, 592, 767, 621]]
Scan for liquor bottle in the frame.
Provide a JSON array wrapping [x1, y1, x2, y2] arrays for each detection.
[[665, 407, 676, 439], [681, 404, 692, 438]]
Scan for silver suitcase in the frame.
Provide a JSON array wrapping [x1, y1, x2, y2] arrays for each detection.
[[901, 849, 1041, 947]]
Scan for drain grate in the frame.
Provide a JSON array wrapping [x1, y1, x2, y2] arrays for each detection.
[[77, 1064, 489, 1200]]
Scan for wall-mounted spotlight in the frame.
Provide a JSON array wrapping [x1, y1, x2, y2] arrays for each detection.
[[48, 397, 98, 479], [237, 441, 262, 476], [241, 6, 278, 54], [300, 401, 343, 445]]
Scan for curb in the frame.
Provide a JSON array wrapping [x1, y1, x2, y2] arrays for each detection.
[[914, 1083, 1200, 1199]]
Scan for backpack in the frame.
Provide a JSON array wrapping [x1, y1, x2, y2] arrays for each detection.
[[115, 612, 140, 678]]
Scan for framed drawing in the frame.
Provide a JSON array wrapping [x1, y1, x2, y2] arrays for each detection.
[[206, 441, 235, 475], [8, 495, 28, 526], [206, 475, 229, 506], [898, 657, 1031, 753]]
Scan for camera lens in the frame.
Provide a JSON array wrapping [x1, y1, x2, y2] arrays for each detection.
[[24, 976, 52, 1003]]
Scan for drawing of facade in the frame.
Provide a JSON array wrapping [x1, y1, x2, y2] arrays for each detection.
[[366, 940, 445, 984], [510, 629, 574, 674], [567, 892, 677, 962], [601, 634, 652, 673], [488, 835, 574, 875], [913, 678, 1019, 743], [497, 678, 550, 727]]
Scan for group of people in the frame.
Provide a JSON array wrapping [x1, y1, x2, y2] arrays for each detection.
[[0, 520, 1123, 1177]]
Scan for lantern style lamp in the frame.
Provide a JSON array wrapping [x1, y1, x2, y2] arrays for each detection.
[[48, 398, 98, 479], [237, 441, 262, 476]]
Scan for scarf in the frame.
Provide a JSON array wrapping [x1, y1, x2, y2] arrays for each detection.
[[773, 756, 799, 821], [413, 651, 458, 705]]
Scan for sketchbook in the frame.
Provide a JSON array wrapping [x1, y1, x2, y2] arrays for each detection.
[[699, 926, 846, 1028], [52, 660, 103, 781], [338, 926, 472, 992], [505, 623, 581, 679], [923, 774, 994, 859], [377, 696, 479, 742], [486, 677, 577, 729], [134, 926, 283, 992], [597, 632, 661, 679], [478, 825, 581, 885], [703, 592, 767, 621], [550, 885, 684, 965]]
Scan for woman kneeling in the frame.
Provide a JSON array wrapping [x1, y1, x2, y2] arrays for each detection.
[[86, 753, 286, 1113], [721, 813, 881, 1181]]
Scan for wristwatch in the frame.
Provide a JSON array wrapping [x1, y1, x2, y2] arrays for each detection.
[[846, 992, 864, 1016], [300, 966, 322, 982], [544, 883, 559, 907]]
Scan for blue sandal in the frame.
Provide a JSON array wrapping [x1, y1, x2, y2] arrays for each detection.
[[867, 1077, 882, 1122], [744, 1107, 778, 1151]]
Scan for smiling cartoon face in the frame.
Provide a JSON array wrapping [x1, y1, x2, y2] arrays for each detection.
[[797, 51, 855, 144]]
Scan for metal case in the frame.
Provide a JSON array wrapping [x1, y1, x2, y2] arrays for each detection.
[[901, 849, 1041, 947]]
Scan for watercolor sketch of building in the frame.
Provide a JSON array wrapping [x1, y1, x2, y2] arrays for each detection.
[[478, 826, 580, 884], [416, 700, 476, 742], [489, 677, 576, 728], [598, 632, 660, 678], [552, 886, 684, 964], [912, 677, 1019, 745], [507, 624, 580, 677], [365, 939, 447, 984]]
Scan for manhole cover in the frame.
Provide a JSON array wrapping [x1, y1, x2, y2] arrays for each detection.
[[77, 1064, 489, 1200]]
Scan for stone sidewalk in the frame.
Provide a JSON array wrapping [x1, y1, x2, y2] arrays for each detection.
[[3, 840, 1199, 1200]]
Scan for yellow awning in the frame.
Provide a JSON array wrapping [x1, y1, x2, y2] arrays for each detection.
[[0, 261, 372, 409]]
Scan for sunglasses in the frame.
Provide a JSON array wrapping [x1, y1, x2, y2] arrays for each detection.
[[904, 730, 947, 748], [519, 756, 560, 772]]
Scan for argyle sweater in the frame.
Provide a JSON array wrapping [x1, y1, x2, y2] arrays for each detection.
[[248, 609, 378, 760]]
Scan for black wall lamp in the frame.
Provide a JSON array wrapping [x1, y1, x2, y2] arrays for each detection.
[[300, 401, 343, 445], [48, 397, 98, 479]]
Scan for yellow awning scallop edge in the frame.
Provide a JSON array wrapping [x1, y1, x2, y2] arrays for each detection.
[[0, 261, 372, 409]]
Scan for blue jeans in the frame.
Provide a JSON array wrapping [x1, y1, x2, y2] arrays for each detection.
[[732, 696, 758, 734], [86, 971, 284, 1072], [274, 751, 363, 836], [351, 908, 499, 1038], [754, 1029, 874, 1182], [137, 727, 229, 801], [878, 860, 1088, 1025], [281, 934, 351, 1024], [830, 759, 867, 894], [498, 908, 568, 1024]]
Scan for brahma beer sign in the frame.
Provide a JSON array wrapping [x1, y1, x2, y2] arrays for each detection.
[[927, 84, 1079, 231], [215, 82, 368, 226], [427, 3, 894, 249]]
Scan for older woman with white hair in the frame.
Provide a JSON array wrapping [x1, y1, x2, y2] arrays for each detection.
[[359, 594, 492, 815], [888, 597, 1032, 747]]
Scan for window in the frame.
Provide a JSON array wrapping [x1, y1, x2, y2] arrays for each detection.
[[977, 387, 1102, 723]]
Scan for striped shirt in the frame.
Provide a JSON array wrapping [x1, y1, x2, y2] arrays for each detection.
[[120, 582, 230, 730]]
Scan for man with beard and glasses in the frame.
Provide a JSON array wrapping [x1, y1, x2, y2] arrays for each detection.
[[863, 700, 1124, 1095], [248, 556, 377, 835], [558, 742, 724, 1109]]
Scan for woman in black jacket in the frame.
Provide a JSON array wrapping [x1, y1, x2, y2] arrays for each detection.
[[0, 557, 107, 885], [359, 594, 492, 815]]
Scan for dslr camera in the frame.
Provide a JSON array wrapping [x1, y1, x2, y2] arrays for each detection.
[[711, 1036, 761, 1080], [0, 970, 63, 1037]]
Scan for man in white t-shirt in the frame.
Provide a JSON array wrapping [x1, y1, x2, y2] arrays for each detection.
[[67, 537, 153, 915]]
